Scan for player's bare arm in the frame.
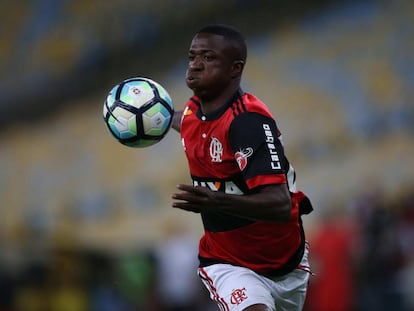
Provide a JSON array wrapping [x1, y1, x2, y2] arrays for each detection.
[[171, 110, 183, 132], [172, 183, 292, 222]]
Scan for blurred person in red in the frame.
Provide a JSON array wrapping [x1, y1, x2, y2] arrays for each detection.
[[304, 207, 356, 311]]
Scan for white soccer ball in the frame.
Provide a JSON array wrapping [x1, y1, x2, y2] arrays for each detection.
[[103, 77, 174, 148]]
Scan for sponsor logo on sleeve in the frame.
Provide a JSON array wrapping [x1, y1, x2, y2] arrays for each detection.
[[234, 147, 253, 171], [263, 124, 281, 170]]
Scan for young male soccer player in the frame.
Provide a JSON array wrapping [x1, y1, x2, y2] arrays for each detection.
[[171, 24, 313, 311]]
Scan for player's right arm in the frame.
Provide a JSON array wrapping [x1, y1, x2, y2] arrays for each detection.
[[172, 183, 292, 222], [172, 110, 183, 132]]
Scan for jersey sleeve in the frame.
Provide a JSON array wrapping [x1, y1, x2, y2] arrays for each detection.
[[229, 112, 288, 190]]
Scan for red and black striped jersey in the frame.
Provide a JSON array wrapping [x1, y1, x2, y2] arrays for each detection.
[[180, 90, 309, 276]]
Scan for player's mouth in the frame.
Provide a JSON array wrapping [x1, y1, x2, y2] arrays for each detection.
[[186, 75, 199, 86]]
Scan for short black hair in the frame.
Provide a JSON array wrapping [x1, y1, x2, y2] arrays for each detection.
[[197, 24, 247, 62]]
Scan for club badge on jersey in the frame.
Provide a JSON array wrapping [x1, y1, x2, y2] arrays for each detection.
[[209, 137, 223, 163]]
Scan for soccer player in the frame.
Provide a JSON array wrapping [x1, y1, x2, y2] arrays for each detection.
[[171, 24, 313, 311]]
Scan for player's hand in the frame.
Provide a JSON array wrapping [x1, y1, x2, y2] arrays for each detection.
[[172, 184, 220, 213]]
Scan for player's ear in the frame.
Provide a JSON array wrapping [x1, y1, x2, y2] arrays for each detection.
[[230, 60, 244, 78]]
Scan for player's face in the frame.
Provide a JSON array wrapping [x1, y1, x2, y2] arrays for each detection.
[[186, 33, 236, 100]]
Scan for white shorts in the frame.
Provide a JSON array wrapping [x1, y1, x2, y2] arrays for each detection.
[[198, 244, 311, 311]]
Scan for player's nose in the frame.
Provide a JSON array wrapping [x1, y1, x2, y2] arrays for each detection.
[[189, 56, 203, 70]]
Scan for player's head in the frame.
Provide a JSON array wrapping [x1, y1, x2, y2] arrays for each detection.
[[197, 24, 247, 63], [186, 24, 247, 101]]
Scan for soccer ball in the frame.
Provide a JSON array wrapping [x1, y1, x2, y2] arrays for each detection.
[[103, 77, 174, 148]]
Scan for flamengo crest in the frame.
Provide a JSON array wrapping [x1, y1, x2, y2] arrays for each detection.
[[230, 287, 248, 305], [210, 137, 223, 162]]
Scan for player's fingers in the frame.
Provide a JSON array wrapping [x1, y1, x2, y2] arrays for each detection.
[[172, 191, 208, 203], [176, 184, 208, 195], [172, 202, 201, 213], [172, 193, 208, 206], [176, 184, 194, 191]]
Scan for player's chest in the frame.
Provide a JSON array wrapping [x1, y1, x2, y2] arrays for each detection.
[[181, 118, 236, 170]]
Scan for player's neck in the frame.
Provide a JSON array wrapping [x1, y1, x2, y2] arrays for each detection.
[[199, 85, 240, 115]]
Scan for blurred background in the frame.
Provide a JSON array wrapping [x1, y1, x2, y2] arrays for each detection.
[[1, 0, 413, 310]]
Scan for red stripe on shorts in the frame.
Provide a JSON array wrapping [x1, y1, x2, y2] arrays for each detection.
[[199, 267, 230, 311]]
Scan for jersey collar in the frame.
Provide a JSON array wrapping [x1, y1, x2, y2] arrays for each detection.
[[195, 89, 244, 121]]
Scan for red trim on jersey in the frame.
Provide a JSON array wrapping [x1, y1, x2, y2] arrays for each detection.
[[246, 174, 287, 190], [290, 192, 300, 220]]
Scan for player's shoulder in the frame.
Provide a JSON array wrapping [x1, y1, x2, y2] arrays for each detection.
[[186, 95, 200, 109], [227, 91, 275, 123], [238, 91, 274, 118], [230, 92, 278, 134], [182, 96, 200, 119]]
